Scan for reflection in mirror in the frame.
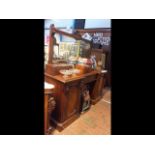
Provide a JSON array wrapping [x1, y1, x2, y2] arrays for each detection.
[[46, 25, 96, 76], [52, 33, 91, 66]]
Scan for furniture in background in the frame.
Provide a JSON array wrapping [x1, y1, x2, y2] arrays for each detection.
[[76, 28, 111, 87]]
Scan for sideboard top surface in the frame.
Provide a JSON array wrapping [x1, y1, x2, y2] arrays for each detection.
[[45, 70, 105, 84]]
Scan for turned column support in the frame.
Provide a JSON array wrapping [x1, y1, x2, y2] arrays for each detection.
[[44, 82, 55, 134]]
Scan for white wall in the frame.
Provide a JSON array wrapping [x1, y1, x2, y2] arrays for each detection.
[[85, 19, 111, 28], [45, 19, 74, 29]]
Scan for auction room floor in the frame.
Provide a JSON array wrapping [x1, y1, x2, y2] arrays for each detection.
[[52, 88, 111, 135]]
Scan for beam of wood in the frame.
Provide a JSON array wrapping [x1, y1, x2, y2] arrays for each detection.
[[52, 27, 91, 43], [76, 28, 111, 34]]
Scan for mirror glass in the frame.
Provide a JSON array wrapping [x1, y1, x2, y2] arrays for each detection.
[[52, 33, 91, 64]]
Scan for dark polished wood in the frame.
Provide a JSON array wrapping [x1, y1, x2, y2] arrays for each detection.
[[44, 87, 55, 134], [76, 28, 111, 34], [48, 25, 54, 64], [45, 25, 108, 131], [91, 72, 106, 104], [45, 71, 106, 131], [52, 26, 91, 43]]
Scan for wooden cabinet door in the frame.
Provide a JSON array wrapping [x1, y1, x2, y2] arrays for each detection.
[[63, 84, 81, 120], [91, 74, 104, 101]]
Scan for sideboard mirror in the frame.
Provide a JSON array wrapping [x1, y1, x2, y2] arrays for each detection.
[[48, 25, 92, 64]]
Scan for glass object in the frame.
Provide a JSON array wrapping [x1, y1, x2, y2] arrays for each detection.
[[59, 69, 73, 78]]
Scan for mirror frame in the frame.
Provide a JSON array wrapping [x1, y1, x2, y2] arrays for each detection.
[[48, 24, 92, 64]]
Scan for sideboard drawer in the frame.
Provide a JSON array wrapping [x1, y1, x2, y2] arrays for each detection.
[[83, 75, 97, 84]]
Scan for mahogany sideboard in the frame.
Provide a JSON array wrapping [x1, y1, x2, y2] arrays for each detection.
[[45, 70, 106, 131]]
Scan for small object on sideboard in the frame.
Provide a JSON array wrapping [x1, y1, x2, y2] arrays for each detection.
[[59, 69, 73, 78], [45, 63, 73, 76], [101, 70, 107, 73]]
